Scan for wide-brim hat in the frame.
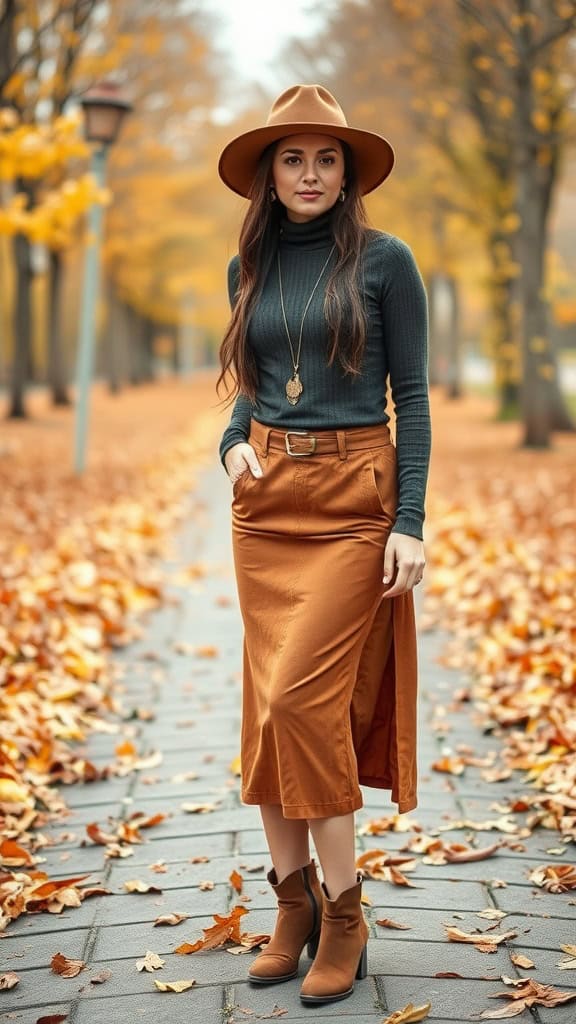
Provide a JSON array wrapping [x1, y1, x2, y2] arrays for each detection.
[[218, 84, 395, 198]]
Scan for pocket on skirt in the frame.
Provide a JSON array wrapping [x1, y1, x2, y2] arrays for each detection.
[[369, 445, 398, 524], [232, 469, 251, 500]]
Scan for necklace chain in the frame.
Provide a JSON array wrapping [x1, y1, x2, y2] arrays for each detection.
[[277, 243, 336, 405]]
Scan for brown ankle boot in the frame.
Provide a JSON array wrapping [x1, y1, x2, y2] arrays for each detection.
[[248, 860, 322, 985], [299, 873, 368, 1004]]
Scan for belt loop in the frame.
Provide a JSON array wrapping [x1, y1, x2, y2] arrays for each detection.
[[336, 430, 347, 460]]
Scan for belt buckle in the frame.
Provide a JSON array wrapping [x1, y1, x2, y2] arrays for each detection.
[[285, 430, 317, 456]]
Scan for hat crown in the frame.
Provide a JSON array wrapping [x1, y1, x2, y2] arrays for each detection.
[[266, 84, 348, 130]]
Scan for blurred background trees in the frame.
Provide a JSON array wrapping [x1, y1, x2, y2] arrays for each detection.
[[1, 0, 575, 449]]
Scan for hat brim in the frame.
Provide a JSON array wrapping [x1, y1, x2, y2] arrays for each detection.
[[218, 122, 395, 198]]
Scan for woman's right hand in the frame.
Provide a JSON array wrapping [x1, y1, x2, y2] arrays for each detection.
[[224, 442, 263, 484]]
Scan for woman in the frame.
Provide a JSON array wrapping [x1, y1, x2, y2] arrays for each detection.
[[216, 84, 431, 1006]]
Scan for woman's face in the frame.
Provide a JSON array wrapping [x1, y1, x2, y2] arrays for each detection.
[[271, 133, 346, 223]]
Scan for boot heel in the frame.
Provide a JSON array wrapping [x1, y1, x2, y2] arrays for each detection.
[[306, 931, 320, 959], [356, 943, 368, 980]]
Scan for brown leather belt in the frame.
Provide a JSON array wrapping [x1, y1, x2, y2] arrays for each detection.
[[249, 418, 393, 457]]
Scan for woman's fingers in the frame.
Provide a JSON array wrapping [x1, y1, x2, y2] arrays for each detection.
[[228, 443, 264, 482], [382, 535, 425, 597], [382, 564, 410, 598]]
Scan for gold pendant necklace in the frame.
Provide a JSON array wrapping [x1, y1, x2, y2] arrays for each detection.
[[277, 243, 336, 406]]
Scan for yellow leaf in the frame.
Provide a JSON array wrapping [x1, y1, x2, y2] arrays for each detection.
[[154, 979, 196, 992], [382, 1002, 432, 1023], [135, 950, 165, 972]]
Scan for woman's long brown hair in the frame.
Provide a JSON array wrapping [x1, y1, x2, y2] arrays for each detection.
[[216, 139, 370, 408]]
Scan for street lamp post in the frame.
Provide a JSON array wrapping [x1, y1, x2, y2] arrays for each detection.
[[73, 80, 132, 474]]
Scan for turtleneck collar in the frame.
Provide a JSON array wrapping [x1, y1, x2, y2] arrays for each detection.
[[279, 206, 336, 250]]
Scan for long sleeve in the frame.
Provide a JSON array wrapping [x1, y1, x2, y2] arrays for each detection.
[[218, 255, 254, 472], [219, 394, 253, 469], [380, 237, 431, 540]]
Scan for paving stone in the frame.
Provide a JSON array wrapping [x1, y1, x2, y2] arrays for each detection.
[[363, 905, 523, 946], [72, 987, 224, 1024], [0, 899, 97, 938], [364, 877, 488, 912], [368, 936, 511, 979], [0, 926, 87, 972], [0, 1003, 72, 1024], [237, 830, 275, 855], [62, 779, 134, 808], [492, 884, 576, 918], [89, 886, 229, 927], [382, 975, 516, 1020], [32, 842, 110, 877], [90, 913, 227, 961], [107, 854, 266, 889], [231, 977, 381, 1018]]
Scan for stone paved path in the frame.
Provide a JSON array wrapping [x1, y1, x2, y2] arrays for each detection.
[[2, 455, 575, 1024]]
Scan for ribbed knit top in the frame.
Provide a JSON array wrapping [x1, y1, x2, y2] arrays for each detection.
[[219, 207, 431, 540]]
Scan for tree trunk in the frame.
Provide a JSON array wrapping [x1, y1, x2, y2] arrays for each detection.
[[515, 160, 573, 443], [445, 274, 462, 399], [171, 323, 181, 374], [47, 248, 71, 405], [488, 258, 521, 421], [141, 317, 155, 381], [126, 305, 142, 385], [8, 227, 31, 419]]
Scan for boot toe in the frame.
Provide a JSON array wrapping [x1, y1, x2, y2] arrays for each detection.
[[248, 954, 298, 984], [300, 967, 353, 1002]]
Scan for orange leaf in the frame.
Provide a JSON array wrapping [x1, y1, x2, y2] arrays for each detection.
[[0, 839, 34, 866], [50, 952, 86, 977], [229, 869, 243, 893], [115, 740, 137, 758], [175, 905, 248, 953], [431, 756, 466, 776]]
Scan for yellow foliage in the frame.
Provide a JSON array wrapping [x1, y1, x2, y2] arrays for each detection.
[[496, 97, 515, 119], [532, 68, 553, 92], [531, 109, 551, 133]]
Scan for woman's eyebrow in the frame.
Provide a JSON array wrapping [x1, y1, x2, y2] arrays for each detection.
[[279, 147, 339, 155]]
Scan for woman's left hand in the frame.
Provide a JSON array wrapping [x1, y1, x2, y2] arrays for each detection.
[[381, 533, 425, 598]]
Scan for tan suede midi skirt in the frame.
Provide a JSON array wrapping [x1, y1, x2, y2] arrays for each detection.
[[231, 417, 419, 819]]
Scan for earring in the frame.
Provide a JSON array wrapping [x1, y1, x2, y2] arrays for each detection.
[[269, 186, 277, 202], [339, 187, 346, 203]]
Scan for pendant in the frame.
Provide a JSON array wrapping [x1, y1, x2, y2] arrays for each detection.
[[286, 372, 303, 405]]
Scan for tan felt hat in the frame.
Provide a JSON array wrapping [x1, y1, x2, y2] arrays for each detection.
[[218, 84, 395, 198]]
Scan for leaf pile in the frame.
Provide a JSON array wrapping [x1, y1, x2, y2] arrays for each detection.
[[0, 380, 222, 931], [0, 871, 110, 931], [423, 454, 576, 837]]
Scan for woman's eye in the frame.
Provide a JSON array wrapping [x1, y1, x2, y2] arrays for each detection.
[[284, 156, 300, 164], [320, 156, 335, 164]]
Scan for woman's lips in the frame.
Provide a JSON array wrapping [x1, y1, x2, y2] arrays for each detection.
[[297, 192, 322, 200]]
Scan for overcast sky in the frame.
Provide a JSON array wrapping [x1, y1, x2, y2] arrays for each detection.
[[209, 0, 330, 89]]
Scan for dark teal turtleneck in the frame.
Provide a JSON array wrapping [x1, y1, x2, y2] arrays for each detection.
[[219, 208, 431, 540]]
